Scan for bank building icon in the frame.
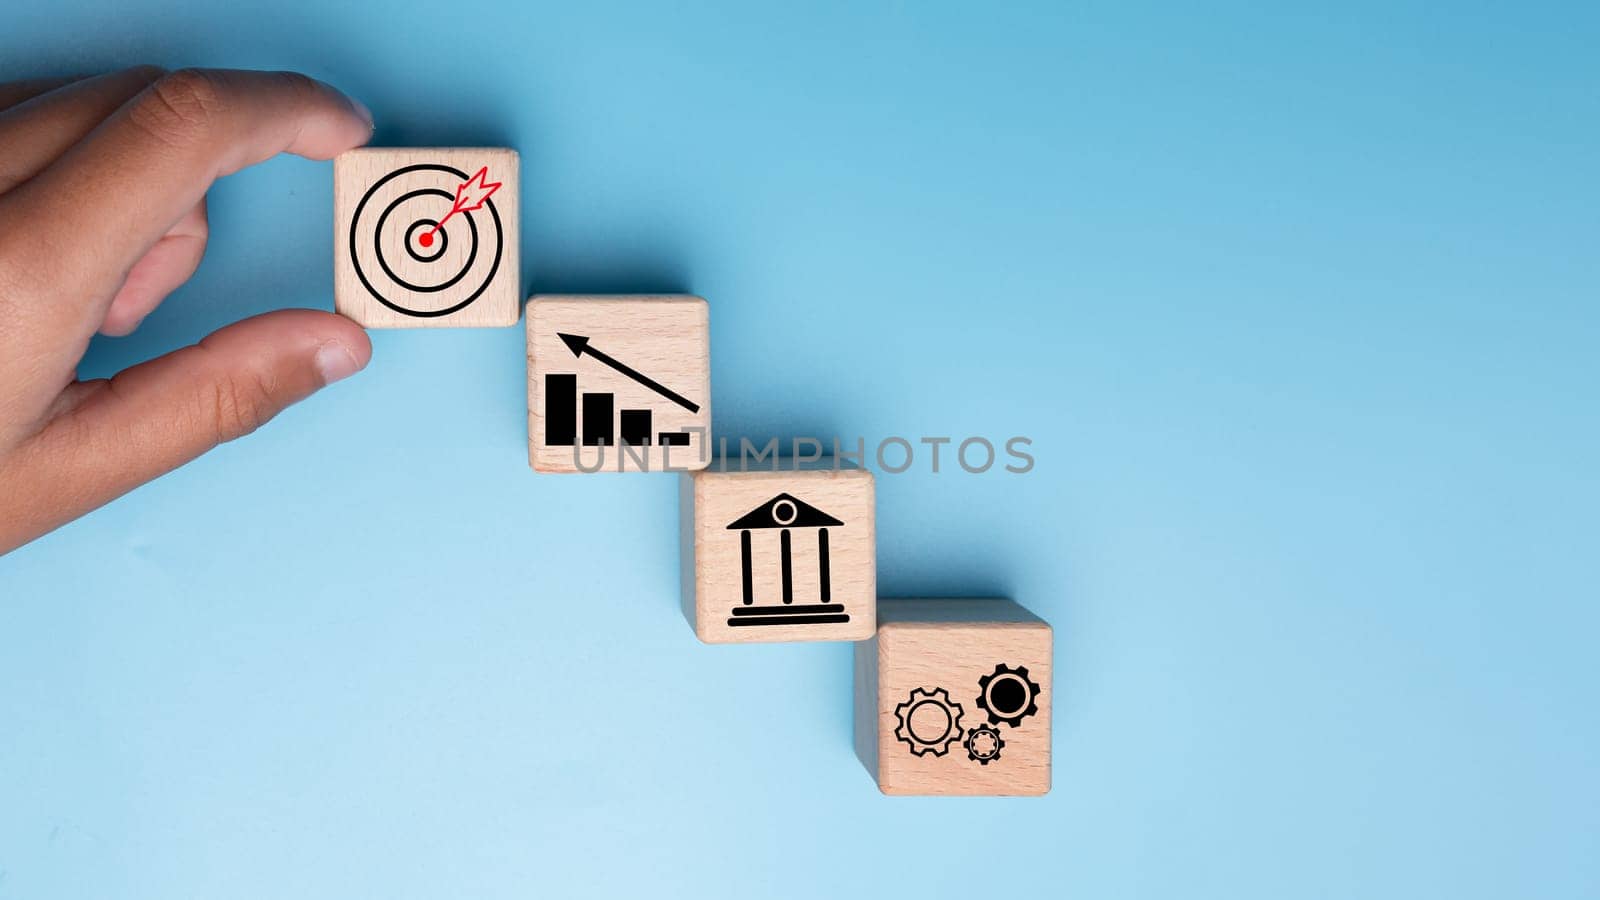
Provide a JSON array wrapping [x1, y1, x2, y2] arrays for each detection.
[[725, 493, 848, 628]]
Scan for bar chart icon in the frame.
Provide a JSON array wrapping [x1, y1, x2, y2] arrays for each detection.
[[544, 373, 698, 447], [527, 295, 710, 473]]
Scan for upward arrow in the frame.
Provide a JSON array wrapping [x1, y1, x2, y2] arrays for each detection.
[[559, 333, 701, 413]]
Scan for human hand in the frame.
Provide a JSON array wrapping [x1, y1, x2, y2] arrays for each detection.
[[0, 68, 375, 554]]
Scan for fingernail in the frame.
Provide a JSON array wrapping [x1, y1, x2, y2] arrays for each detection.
[[349, 96, 374, 129], [314, 340, 364, 386]]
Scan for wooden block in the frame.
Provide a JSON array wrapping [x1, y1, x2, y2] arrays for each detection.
[[855, 598, 1052, 795], [527, 295, 711, 473], [334, 148, 520, 328], [681, 459, 875, 643]]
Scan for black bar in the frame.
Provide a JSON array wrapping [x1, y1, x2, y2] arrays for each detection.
[[582, 393, 614, 446], [740, 530, 753, 605], [730, 604, 846, 617], [545, 374, 576, 446], [818, 527, 830, 604], [658, 431, 691, 446], [620, 409, 652, 446], [780, 529, 792, 604], [728, 614, 852, 627]]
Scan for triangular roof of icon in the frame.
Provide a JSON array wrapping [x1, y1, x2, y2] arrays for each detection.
[[725, 492, 844, 530]]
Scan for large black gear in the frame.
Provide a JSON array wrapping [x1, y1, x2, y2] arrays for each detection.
[[975, 663, 1041, 728]]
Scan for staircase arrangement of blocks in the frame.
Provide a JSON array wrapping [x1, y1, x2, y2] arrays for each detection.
[[334, 146, 1053, 796]]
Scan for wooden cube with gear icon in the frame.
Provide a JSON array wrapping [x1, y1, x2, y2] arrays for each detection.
[[680, 458, 875, 643], [854, 598, 1052, 796]]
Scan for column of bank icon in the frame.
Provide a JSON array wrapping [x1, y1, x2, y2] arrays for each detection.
[[727, 493, 848, 628]]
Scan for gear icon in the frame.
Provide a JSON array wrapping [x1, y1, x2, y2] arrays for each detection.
[[964, 724, 1005, 764], [893, 687, 965, 757], [976, 663, 1041, 728]]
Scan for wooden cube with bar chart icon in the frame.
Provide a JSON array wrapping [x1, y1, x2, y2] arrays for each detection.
[[527, 295, 711, 473], [334, 148, 520, 328], [680, 459, 875, 643], [854, 598, 1052, 795]]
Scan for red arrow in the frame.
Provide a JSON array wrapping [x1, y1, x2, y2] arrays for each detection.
[[419, 166, 502, 247]]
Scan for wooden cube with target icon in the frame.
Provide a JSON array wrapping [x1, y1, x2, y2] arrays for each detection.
[[334, 148, 520, 328], [854, 598, 1052, 795]]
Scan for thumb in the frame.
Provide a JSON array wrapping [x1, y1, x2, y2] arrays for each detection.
[[0, 309, 370, 552]]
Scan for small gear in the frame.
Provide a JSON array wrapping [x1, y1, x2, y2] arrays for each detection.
[[893, 687, 965, 757], [976, 663, 1041, 728], [964, 724, 1004, 764]]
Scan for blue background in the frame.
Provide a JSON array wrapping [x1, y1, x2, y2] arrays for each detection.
[[2, 2, 1597, 897]]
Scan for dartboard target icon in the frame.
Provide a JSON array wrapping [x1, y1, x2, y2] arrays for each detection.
[[333, 148, 522, 329], [347, 162, 506, 318]]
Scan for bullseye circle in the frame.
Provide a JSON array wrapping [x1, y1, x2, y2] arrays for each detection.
[[373, 188, 478, 294], [348, 163, 504, 318], [404, 219, 447, 262]]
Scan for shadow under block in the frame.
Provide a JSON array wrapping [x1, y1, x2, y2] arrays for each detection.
[[681, 462, 875, 643], [854, 598, 1052, 796], [527, 295, 711, 473], [334, 148, 521, 328]]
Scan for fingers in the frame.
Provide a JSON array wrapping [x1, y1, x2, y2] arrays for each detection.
[[0, 68, 372, 365], [0, 75, 82, 112], [0, 309, 371, 553], [0, 66, 164, 193], [0, 67, 199, 339], [100, 198, 209, 336]]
